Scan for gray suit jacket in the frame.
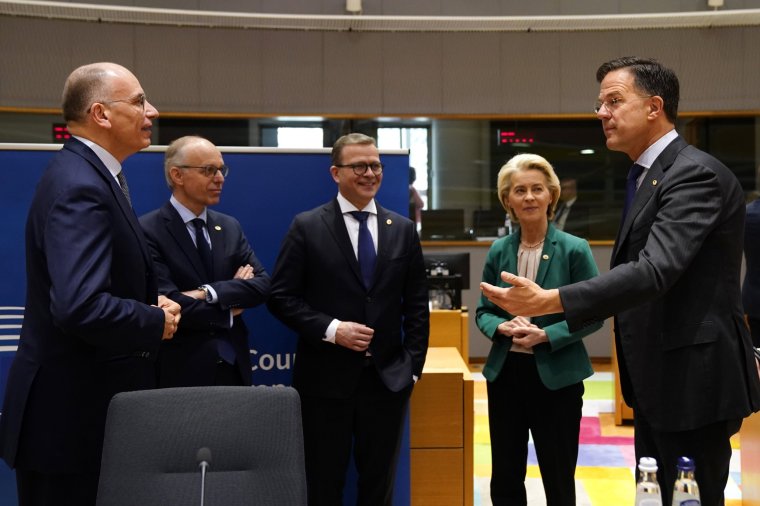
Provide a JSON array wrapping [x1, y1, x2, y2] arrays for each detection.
[[560, 135, 760, 431]]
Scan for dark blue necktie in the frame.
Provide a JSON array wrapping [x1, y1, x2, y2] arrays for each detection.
[[116, 171, 131, 206], [622, 164, 645, 222], [192, 218, 235, 365], [349, 211, 377, 289], [191, 218, 213, 280]]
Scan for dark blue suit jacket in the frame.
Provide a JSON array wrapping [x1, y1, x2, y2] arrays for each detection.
[[267, 198, 429, 398], [561, 136, 760, 431], [744, 199, 760, 320], [139, 202, 270, 386], [0, 138, 166, 473]]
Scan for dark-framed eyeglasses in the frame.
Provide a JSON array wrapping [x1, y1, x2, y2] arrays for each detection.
[[177, 164, 230, 178], [335, 162, 383, 176]]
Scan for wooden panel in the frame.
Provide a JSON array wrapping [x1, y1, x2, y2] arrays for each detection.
[[410, 371, 463, 448], [410, 448, 464, 506], [611, 327, 634, 425], [430, 310, 464, 349], [742, 410, 760, 505]]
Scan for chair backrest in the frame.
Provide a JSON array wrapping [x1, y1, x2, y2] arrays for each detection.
[[96, 385, 306, 506]]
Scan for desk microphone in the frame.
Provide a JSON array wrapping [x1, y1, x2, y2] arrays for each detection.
[[196, 447, 212, 506]]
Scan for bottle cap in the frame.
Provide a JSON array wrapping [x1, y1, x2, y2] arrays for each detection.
[[676, 456, 696, 471], [639, 456, 658, 472]]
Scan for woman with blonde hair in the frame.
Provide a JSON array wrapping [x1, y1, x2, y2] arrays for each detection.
[[476, 153, 602, 505]]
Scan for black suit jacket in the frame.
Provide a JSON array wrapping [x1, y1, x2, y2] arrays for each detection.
[[560, 135, 760, 431], [0, 138, 166, 473], [139, 202, 270, 386], [744, 199, 760, 319], [267, 198, 429, 398]]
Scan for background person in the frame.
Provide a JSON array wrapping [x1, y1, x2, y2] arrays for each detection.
[[267, 133, 429, 505], [477, 154, 601, 506], [480, 56, 760, 505], [0, 62, 180, 506], [552, 177, 591, 238], [140, 136, 271, 387]]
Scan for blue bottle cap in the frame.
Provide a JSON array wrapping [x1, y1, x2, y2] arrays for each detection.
[[676, 456, 695, 471]]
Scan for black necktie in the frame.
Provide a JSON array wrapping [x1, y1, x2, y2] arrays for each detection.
[[349, 211, 377, 289], [622, 164, 645, 221], [191, 218, 213, 279], [116, 171, 131, 206]]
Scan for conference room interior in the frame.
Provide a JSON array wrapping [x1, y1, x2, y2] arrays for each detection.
[[3, 0, 760, 504]]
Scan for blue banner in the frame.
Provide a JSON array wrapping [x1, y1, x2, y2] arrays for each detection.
[[0, 144, 410, 504]]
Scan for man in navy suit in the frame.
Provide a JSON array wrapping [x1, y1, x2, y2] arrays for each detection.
[[482, 57, 760, 505], [268, 133, 429, 505], [140, 136, 270, 387], [745, 195, 760, 346], [0, 62, 181, 505]]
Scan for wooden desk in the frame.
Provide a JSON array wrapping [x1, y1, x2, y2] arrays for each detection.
[[410, 347, 474, 506], [429, 309, 469, 361], [742, 410, 760, 505]]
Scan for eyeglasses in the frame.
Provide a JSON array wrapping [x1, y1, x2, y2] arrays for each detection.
[[177, 164, 230, 178], [99, 94, 147, 112], [335, 162, 383, 176], [593, 95, 653, 114]]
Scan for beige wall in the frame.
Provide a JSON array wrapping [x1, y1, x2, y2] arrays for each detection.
[[2, 1, 760, 116]]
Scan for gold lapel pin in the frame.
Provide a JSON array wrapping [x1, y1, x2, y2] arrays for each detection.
[[386, 219, 392, 225], [214, 225, 222, 231], [542, 254, 549, 260], [652, 180, 657, 186]]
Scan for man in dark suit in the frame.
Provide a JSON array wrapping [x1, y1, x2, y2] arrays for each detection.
[[0, 62, 181, 506], [552, 177, 591, 238], [481, 57, 760, 505], [140, 136, 271, 387], [745, 195, 760, 346], [268, 133, 429, 505]]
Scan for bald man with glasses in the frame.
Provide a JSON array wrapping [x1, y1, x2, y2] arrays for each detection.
[[140, 135, 271, 387]]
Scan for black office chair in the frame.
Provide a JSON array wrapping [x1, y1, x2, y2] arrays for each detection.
[[96, 385, 306, 506]]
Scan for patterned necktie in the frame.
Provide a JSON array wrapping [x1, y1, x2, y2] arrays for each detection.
[[349, 211, 377, 289], [622, 164, 645, 222], [191, 218, 213, 279], [116, 170, 131, 206]]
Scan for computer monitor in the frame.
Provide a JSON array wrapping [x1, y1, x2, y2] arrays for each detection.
[[423, 252, 470, 286], [422, 252, 470, 309], [420, 209, 467, 240], [472, 209, 506, 238]]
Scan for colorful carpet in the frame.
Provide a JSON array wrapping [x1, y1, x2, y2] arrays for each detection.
[[472, 370, 743, 505]]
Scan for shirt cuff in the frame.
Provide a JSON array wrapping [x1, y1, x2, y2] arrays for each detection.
[[202, 284, 218, 304], [323, 319, 340, 343]]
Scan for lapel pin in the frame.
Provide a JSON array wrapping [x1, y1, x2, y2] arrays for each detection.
[[652, 180, 657, 186], [214, 225, 222, 231], [386, 219, 392, 225], [542, 254, 549, 260]]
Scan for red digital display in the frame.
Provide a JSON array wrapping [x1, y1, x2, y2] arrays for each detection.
[[497, 129, 534, 145], [52, 124, 71, 142]]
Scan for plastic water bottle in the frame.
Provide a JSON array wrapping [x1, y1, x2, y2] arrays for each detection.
[[635, 457, 662, 506], [671, 457, 700, 506]]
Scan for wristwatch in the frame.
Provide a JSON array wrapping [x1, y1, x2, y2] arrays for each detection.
[[198, 285, 212, 303]]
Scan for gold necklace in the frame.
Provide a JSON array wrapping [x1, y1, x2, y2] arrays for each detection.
[[520, 238, 545, 249]]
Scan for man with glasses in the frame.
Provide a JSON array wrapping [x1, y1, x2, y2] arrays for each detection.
[[140, 136, 270, 387], [482, 56, 760, 505], [0, 62, 181, 505], [268, 133, 429, 505]]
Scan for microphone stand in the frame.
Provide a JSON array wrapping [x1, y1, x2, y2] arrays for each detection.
[[197, 447, 211, 506]]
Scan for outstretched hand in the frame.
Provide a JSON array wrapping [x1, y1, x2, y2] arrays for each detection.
[[480, 271, 562, 317]]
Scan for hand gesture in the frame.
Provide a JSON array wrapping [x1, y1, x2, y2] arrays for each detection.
[[335, 321, 374, 352]]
